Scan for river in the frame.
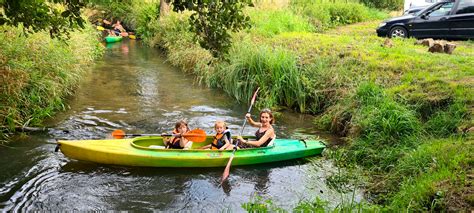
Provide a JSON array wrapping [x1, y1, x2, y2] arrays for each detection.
[[0, 40, 361, 211]]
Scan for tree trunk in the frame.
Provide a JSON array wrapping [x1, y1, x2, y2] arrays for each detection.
[[160, 0, 170, 18]]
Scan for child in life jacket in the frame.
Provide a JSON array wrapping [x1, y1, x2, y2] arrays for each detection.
[[163, 120, 193, 149], [199, 121, 233, 150]]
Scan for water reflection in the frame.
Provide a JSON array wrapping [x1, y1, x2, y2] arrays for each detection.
[[220, 166, 272, 196]]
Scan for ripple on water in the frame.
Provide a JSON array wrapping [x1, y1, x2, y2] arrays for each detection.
[[1, 147, 64, 211], [189, 106, 229, 114]]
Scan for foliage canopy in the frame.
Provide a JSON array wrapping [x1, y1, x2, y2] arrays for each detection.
[[0, 0, 88, 39]]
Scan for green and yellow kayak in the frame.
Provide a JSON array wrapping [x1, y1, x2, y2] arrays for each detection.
[[57, 136, 325, 167], [105, 35, 123, 43]]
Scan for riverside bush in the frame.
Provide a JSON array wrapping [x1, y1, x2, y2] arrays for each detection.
[[211, 40, 306, 111], [359, 0, 404, 10], [337, 83, 423, 171], [354, 83, 421, 146], [0, 25, 102, 141], [386, 139, 472, 211]]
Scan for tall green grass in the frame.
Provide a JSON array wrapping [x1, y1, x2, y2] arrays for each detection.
[[324, 83, 423, 171], [246, 8, 315, 37], [354, 83, 421, 146], [242, 193, 385, 212], [210, 41, 306, 111], [0, 24, 102, 141], [386, 139, 472, 211]]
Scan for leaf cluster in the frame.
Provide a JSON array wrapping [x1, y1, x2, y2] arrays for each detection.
[[171, 0, 252, 58], [0, 0, 88, 39]]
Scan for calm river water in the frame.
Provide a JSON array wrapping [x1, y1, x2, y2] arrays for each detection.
[[0, 40, 361, 211]]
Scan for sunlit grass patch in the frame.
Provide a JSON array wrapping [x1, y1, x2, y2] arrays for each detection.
[[290, 0, 388, 32], [246, 8, 314, 37]]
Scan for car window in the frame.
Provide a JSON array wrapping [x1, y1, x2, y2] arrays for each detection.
[[428, 2, 454, 16], [456, 0, 474, 14]]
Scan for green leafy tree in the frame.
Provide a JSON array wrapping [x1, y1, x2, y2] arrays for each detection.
[[0, 0, 88, 39], [170, 0, 252, 58]]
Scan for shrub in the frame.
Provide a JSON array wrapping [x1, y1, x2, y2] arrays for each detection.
[[0, 24, 102, 141], [290, 1, 387, 31], [359, 0, 404, 10]]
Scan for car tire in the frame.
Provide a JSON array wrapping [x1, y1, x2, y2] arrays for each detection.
[[389, 26, 408, 38]]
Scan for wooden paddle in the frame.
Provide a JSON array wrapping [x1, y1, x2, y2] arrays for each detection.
[[112, 129, 207, 142], [221, 87, 260, 183]]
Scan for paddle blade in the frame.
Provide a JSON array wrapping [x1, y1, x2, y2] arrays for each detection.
[[112, 129, 125, 139], [250, 87, 260, 106], [183, 129, 206, 142], [221, 155, 234, 183], [96, 26, 105, 31]]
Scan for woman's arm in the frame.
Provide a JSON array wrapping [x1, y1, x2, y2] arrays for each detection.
[[246, 113, 261, 128]]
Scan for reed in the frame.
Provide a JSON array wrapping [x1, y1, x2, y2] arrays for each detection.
[[0, 24, 102, 142], [211, 41, 306, 111]]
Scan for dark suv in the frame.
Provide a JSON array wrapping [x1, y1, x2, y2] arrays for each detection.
[[377, 0, 474, 39]]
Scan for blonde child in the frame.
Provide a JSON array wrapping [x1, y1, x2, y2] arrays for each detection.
[[200, 121, 233, 150]]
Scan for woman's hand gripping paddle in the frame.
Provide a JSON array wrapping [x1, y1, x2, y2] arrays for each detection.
[[111, 129, 207, 142], [221, 87, 260, 184]]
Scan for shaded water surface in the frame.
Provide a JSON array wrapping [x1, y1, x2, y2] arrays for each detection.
[[0, 40, 360, 211]]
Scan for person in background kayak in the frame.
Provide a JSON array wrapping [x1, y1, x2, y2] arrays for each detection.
[[236, 108, 276, 148], [199, 121, 233, 150], [112, 20, 126, 36], [163, 120, 192, 149]]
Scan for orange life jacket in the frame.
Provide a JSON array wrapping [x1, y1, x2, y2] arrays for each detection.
[[168, 129, 183, 149], [211, 130, 231, 150]]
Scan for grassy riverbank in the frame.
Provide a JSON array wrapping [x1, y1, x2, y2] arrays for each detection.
[[99, 0, 472, 211], [0, 25, 103, 142]]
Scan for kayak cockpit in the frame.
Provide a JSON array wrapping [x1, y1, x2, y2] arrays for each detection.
[[131, 137, 167, 150]]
